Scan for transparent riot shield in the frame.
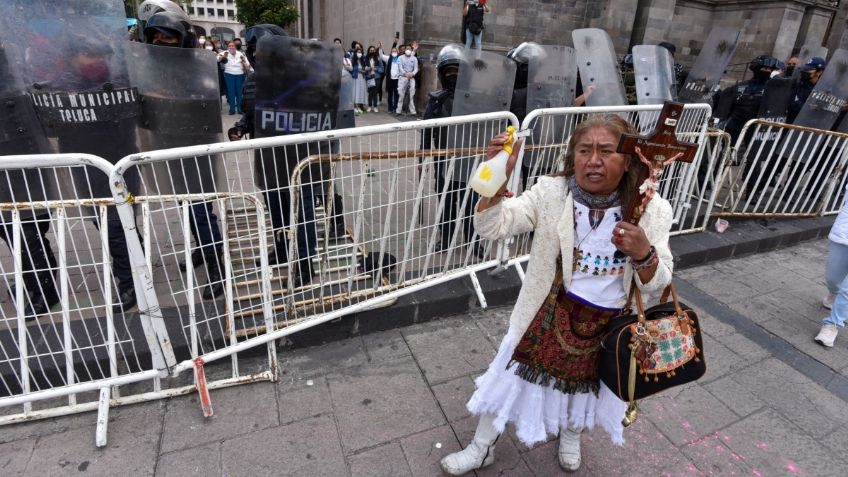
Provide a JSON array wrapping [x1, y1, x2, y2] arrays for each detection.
[[758, 78, 794, 122], [679, 27, 743, 104], [572, 28, 626, 107], [253, 36, 341, 191], [632, 45, 676, 105], [0, 41, 56, 215], [451, 50, 516, 182], [793, 49, 848, 130], [793, 45, 829, 79], [453, 49, 517, 116], [527, 45, 576, 111], [125, 42, 223, 195], [337, 67, 356, 130], [0, 0, 140, 199]]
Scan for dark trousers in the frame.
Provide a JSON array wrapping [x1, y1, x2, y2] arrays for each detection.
[[0, 217, 57, 303], [90, 208, 134, 291], [264, 185, 317, 268], [435, 172, 476, 245], [387, 78, 399, 113], [368, 86, 379, 108], [188, 202, 222, 259], [376, 74, 384, 102]]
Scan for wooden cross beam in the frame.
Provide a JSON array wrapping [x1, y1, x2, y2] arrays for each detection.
[[616, 101, 699, 225]]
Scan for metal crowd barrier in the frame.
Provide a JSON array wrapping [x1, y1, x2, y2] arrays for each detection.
[[0, 107, 728, 446], [713, 120, 848, 217]]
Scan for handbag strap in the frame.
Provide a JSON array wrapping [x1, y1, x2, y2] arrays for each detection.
[[630, 282, 685, 324]]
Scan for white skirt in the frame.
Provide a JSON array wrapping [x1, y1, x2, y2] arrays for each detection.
[[467, 330, 627, 447], [353, 75, 368, 104]]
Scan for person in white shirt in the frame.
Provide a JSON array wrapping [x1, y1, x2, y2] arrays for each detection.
[[217, 41, 249, 114], [396, 43, 419, 115]]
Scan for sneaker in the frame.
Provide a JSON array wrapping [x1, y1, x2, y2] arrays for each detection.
[[823, 292, 836, 310], [814, 324, 839, 347]]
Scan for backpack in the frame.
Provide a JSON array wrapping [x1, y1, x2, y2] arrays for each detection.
[[467, 5, 484, 35]]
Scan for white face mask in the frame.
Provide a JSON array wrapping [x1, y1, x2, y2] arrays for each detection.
[[391, 52, 398, 58], [405, 49, 412, 56], [228, 48, 236, 54], [205, 45, 213, 50], [356, 52, 363, 58]]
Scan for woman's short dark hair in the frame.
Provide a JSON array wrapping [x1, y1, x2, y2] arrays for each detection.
[[559, 115, 641, 207]]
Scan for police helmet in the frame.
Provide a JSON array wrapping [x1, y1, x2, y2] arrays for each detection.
[[137, 0, 189, 42], [507, 42, 544, 88], [748, 55, 780, 72], [144, 11, 196, 48], [436, 43, 463, 86], [245, 24, 287, 66]]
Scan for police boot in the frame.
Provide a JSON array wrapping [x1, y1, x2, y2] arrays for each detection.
[[113, 283, 137, 314], [178, 249, 205, 272], [292, 258, 314, 289], [261, 239, 288, 268], [558, 426, 583, 471], [440, 414, 499, 475], [22, 269, 59, 320], [203, 255, 225, 300]]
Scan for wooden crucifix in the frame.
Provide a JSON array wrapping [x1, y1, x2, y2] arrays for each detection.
[[617, 101, 699, 225]]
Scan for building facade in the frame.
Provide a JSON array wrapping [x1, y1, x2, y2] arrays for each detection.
[[185, 0, 246, 42], [307, 0, 848, 70]]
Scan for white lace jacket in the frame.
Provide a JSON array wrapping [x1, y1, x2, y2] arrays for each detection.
[[474, 175, 674, 337]]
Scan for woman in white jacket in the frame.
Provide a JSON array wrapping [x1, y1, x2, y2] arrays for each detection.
[[440, 115, 674, 475]]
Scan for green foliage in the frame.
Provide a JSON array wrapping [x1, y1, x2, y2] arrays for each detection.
[[235, 0, 299, 28]]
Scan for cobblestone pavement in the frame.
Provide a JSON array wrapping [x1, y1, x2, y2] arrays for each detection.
[[3, 233, 847, 472]]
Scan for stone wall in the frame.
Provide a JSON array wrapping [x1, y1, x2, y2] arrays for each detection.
[[318, 0, 405, 50]]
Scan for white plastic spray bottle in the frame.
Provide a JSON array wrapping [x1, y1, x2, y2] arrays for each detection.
[[468, 126, 516, 198]]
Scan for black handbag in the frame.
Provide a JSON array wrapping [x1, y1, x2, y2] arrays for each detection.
[[600, 283, 706, 427]]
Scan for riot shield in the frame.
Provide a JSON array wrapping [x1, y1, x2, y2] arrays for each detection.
[[793, 45, 829, 79], [572, 28, 626, 107], [125, 42, 222, 195], [253, 36, 341, 190], [337, 65, 356, 130], [527, 45, 576, 111], [0, 0, 140, 199], [450, 50, 515, 182], [0, 41, 56, 215], [679, 27, 742, 104], [632, 45, 676, 105], [792, 49, 848, 130], [758, 78, 794, 122], [453, 49, 517, 116]]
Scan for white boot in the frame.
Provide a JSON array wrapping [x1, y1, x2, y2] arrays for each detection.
[[558, 426, 582, 472], [440, 414, 499, 475]]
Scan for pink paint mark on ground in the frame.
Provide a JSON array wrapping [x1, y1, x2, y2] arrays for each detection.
[[785, 461, 800, 474], [681, 420, 691, 429], [753, 469, 763, 477], [756, 442, 769, 450]]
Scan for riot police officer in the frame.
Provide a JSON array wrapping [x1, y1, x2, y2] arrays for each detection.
[[788, 57, 826, 124], [421, 44, 482, 256], [715, 55, 781, 143], [140, 12, 226, 300]]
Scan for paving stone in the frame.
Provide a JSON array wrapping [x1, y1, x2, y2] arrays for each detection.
[[680, 434, 753, 476], [643, 385, 738, 446], [348, 442, 413, 477], [698, 333, 746, 383], [25, 420, 159, 476], [220, 415, 346, 477], [730, 359, 848, 439], [752, 313, 848, 372], [361, 329, 412, 364], [470, 305, 512, 348], [0, 437, 34, 476], [451, 415, 531, 477], [718, 332, 771, 362], [581, 418, 692, 476], [724, 293, 785, 324], [400, 424, 463, 477], [276, 375, 333, 425], [327, 356, 445, 453], [703, 375, 766, 418], [821, 425, 848, 457], [160, 381, 279, 453], [430, 375, 476, 423], [279, 337, 369, 378], [720, 409, 847, 477], [693, 309, 736, 337], [403, 318, 496, 385], [521, 438, 596, 476], [155, 442, 220, 477], [682, 274, 756, 304], [0, 399, 166, 445]]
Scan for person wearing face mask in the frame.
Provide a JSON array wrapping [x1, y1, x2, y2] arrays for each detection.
[[788, 56, 826, 124], [344, 45, 369, 115], [783, 56, 800, 78], [364, 46, 384, 112], [377, 37, 401, 114], [713, 55, 780, 143], [396, 42, 419, 116], [217, 41, 250, 115]]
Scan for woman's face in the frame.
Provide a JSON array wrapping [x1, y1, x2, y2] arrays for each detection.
[[368, 47, 375, 55], [572, 126, 629, 195]]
